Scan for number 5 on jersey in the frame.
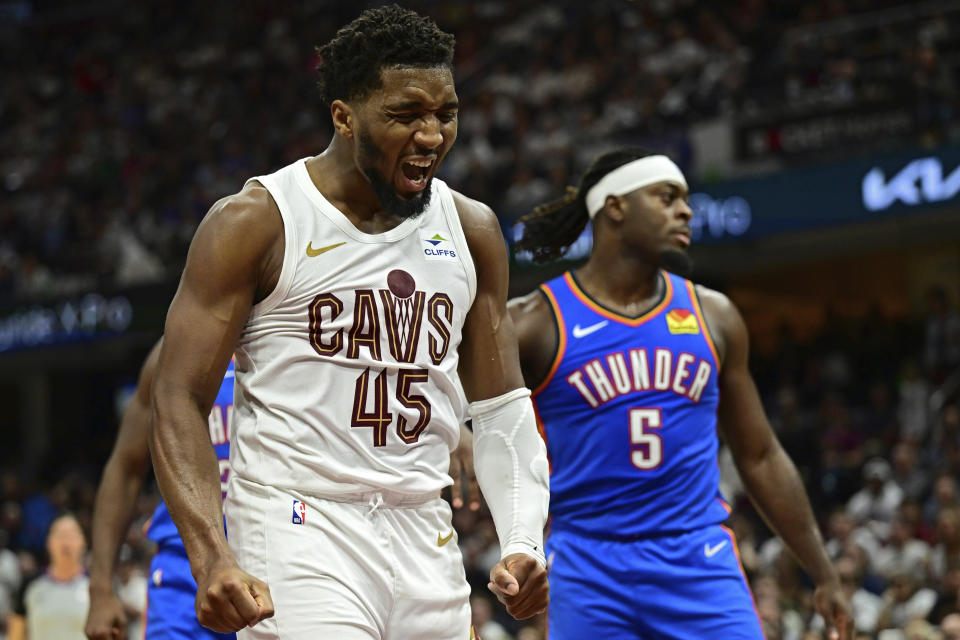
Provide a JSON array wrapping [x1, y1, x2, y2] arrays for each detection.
[[353, 367, 432, 446], [630, 408, 663, 470]]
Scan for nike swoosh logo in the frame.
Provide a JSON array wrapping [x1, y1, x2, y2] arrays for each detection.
[[704, 540, 728, 558], [572, 320, 609, 338], [306, 241, 347, 257], [437, 530, 455, 547]]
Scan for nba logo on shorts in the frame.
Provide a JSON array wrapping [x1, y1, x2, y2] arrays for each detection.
[[292, 500, 306, 525]]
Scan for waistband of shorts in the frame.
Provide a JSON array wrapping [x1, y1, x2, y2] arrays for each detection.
[[230, 475, 440, 508], [309, 489, 441, 508], [550, 516, 732, 542]]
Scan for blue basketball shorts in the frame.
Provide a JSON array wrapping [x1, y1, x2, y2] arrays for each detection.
[[144, 543, 236, 640], [546, 524, 765, 639]]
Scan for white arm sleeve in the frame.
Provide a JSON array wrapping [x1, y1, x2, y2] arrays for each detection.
[[468, 387, 550, 567]]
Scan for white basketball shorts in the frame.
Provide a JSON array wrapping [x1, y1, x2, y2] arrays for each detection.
[[224, 476, 472, 639]]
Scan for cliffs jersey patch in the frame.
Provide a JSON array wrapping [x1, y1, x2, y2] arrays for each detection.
[[419, 230, 458, 261]]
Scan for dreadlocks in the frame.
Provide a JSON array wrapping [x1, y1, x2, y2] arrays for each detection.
[[515, 148, 655, 263]]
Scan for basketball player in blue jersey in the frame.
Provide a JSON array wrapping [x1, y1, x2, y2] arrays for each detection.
[[510, 148, 852, 639], [85, 338, 236, 640]]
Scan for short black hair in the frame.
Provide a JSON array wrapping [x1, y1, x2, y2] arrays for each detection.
[[316, 4, 455, 106]]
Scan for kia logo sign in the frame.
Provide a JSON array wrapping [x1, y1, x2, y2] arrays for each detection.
[[862, 157, 960, 211]]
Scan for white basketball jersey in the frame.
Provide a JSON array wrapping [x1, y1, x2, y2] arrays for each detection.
[[231, 158, 476, 497]]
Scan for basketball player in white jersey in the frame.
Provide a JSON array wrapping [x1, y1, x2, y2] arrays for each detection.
[[149, 5, 549, 638]]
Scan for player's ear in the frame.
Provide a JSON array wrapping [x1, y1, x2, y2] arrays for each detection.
[[603, 195, 627, 223], [331, 100, 355, 139]]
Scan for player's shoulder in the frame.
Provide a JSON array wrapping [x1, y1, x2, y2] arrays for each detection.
[[194, 181, 282, 254], [690, 283, 736, 317], [450, 189, 499, 236], [205, 181, 279, 229], [691, 282, 747, 363], [508, 288, 551, 324], [449, 188, 508, 277]]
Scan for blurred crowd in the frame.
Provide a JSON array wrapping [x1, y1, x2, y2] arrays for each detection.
[[2, 0, 959, 301]]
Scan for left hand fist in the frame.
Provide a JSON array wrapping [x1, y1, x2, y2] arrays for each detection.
[[488, 552, 548, 620]]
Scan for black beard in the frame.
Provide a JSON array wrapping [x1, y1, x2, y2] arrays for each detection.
[[359, 133, 432, 220], [661, 248, 693, 277]]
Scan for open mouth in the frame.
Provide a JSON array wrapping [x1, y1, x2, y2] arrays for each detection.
[[399, 157, 434, 192]]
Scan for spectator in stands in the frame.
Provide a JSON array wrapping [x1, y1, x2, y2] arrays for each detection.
[[931, 507, 960, 583], [847, 458, 903, 541], [6, 513, 88, 640], [751, 574, 788, 639], [890, 441, 931, 503], [926, 473, 960, 532], [770, 384, 819, 475], [898, 497, 937, 547], [876, 570, 937, 633], [899, 361, 930, 444], [872, 514, 931, 583], [4, 1, 958, 295], [862, 380, 900, 450], [825, 507, 880, 561], [928, 564, 960, 626], [819, 393, 867, 503]]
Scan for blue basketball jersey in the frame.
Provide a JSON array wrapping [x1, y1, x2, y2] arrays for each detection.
[[534, 271, 729, 538], [146, 360, 233, 547]]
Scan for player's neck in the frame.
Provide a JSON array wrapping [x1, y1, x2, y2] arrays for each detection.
[[307, 141, 396, 228], [577, 253, 661, 310], [47, 563, 84, 582]]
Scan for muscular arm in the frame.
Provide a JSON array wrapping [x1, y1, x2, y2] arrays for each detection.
[[454, 192, 549, 620], [149, 184, 280, 631], [455, 192, 525, 400], [702, 287, 851, 637], [86, 341, 160, 639], [702, 288, 834, 581]]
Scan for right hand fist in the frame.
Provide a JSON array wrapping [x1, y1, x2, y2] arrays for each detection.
[[84, 592, 127, 640], [195, 564, 274, 633]]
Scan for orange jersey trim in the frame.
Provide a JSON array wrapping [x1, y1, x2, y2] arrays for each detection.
[[686, 280, 720, 368], [564, 271, 674, 327], [531, 399, 553, 474], [721, 524, 768, 640], [532, 284, 567, 397], [716, 497, 732, 515]]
